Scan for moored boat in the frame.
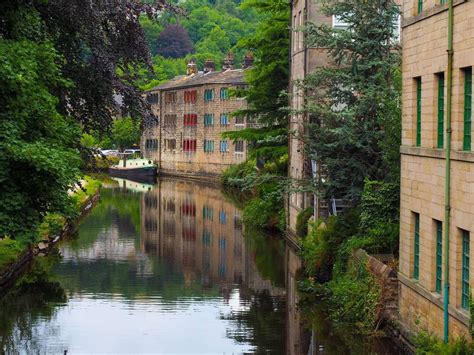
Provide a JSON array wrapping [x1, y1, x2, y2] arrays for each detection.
[[109, 156, 157, 180]]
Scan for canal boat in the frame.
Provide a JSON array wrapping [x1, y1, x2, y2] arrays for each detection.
[[109, 154, 158, 180]]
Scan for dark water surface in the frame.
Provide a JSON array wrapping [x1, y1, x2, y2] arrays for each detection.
[[0, 177, 402, 354]]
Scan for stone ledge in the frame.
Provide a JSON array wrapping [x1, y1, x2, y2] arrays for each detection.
[[402, 0, 466, 28], [398, 272, 470, 327], [400, 145, 474, 163]]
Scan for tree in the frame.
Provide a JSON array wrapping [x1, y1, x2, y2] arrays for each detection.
[[302, 0, 401, 201], [112, 118, 141, 152], [0, 4, 81, 242], [156, 24, 194, 58]]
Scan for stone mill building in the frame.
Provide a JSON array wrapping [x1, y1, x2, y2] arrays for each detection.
[[142, 53, 253, 178]]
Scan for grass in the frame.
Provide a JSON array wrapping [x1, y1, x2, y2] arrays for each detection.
[[73, 175, 101, 205], [0, 237, 24, 270]]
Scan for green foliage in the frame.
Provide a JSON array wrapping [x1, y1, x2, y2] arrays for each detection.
[[72, 176, 101, 206], [325, 260, 381, 334], [37, 214, 66, 240], [301, 210, 359, 282], [296, 207, 313, 239], [357, 179, 399, 254], [0, 6, 81, 244], [80, 132, 98, 149], [0, 237, 23, 270], [413, 332, 474, 354], [111, 117, 140, 151], [303, 0, 401, 201], [235, 0, 289, 125]]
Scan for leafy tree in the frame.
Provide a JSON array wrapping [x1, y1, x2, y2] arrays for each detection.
[[156, 24, 194, 58], [302, 0, 401, 201], [111, 117, 141, 151], [0, 4, 81, 242], [140, 16, 164, 55], [236, 0, 289, 126]]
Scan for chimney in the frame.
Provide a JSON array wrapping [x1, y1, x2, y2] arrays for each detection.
[[203, 60, 215, 73], [186, 59, 197, 76], [242, 53, 254, 69], [222, 52, 234, 70]]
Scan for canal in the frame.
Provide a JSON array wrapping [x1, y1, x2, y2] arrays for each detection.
[[0, 177, 402, 354]]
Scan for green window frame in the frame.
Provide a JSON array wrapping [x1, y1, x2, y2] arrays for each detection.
[[203, 139, 214, 153], [414, 213, 420, 280], [418, 0, 423, 13], [220, 87, 229, 100], [437, 74, 445, 149], [462, 230, 470, 310], [204, 114, 214, 127], [435, 220, 443, 293], [416, 78, 422, 147], [464, 68, 472, 151], [440, 0, 446, 4]]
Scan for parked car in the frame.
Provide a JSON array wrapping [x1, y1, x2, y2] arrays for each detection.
[[123, 149, 141, 155], [100, 149, 119, 157]]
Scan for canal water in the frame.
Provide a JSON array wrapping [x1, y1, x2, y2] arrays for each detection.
[[0, 177, 402, 354]]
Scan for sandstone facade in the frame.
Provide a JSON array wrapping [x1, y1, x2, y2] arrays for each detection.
[[142, 65, 249, 178], [399, 0, 474, 340]]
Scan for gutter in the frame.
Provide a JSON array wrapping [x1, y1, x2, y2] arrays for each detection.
[[443, 0, 454, 343]]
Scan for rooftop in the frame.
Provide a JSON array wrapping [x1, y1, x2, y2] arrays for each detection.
[[146, 68, 247, 92]]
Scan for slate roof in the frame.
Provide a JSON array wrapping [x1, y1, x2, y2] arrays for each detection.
[[146, 69, 246, 92]]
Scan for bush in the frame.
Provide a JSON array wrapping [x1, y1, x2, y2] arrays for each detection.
[[301, 209, 360, 282], [296, 207, 313, 238], [0, 237, 24, 270], [413, 332, 474, 354], [325, 260, 381, 334], [37, 213, 66, 240]]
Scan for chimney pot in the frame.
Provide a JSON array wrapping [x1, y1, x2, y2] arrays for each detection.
[[243, 53, 254, 69], [186, 59, 197, 76], [222, 51, 234, 70], [203, 60, 215, 73]]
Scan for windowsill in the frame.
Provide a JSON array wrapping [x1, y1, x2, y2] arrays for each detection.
[[234, 152, 244, 155], [402, 0, 466, 28], [399, 273, 470, 327], [400, 145, 474, 163]]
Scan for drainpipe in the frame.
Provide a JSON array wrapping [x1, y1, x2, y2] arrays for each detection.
[[443, 0, 454, 344]]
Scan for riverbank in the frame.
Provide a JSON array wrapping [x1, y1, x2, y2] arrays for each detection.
[[0, 176, 101, 293]]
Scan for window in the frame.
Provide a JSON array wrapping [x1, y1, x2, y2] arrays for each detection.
[[440, 0, 446, 4], [203, 206, 213, 221], [235, 116, 245, 126], [219, 211, 226, 224], [220, 114, 229, 125], [204, 114, 214, 127], [437, 73, 445, 149], [164, 114, 177, 126], [184, 114, 197, 127], [203, 139, 214, 153], [414, 213, 420, 280], [164, 91, 177, 103], [183, 139, 197, 152], [461, 230, 470, 310], [415, 77, 422, 147], [220, 140, 229, 153], [332, 15, 350, 30], [202, 231, 212, 246], [418, 0, 423, 14], [220, 87, 229, 100], [235, 140, 244, 153], [435, 220, 442, 293], [146, 93, 159, 104], [464, 68, 472, 151], [165, 139, 176, 150], [204, 89, 215, 102], [184, 90, 197, 103], [145, 139, 159, 151]]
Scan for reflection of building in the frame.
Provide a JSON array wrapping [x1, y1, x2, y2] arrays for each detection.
[[140, 178, 247, 288], [143, 54, 253, 178], [399, 0, 473, 340]]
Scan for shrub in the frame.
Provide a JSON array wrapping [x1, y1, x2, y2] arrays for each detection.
[[0, 237, 24, 270], [413, 332, 474, 354], [37, 213, 66, 240], [296, 207, 313, 238]]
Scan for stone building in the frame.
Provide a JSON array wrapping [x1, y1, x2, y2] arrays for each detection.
[[399, 0, 474, 340], [142, 55, 252, 178], [287, 0, 332, 236]]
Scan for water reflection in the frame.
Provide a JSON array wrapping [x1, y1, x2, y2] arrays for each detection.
[[1, 177, 288, 354]]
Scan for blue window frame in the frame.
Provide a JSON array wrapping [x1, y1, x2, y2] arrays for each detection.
[[204, 114, 214, 127], [220, 114, 229, 125], [204, 89, 215, 102], [219, 210, 227, 224], [462, 230, 470, 310], [220, 87, 229, 100], [203, 140, 214, 153], [220, 140, 229, 152]]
